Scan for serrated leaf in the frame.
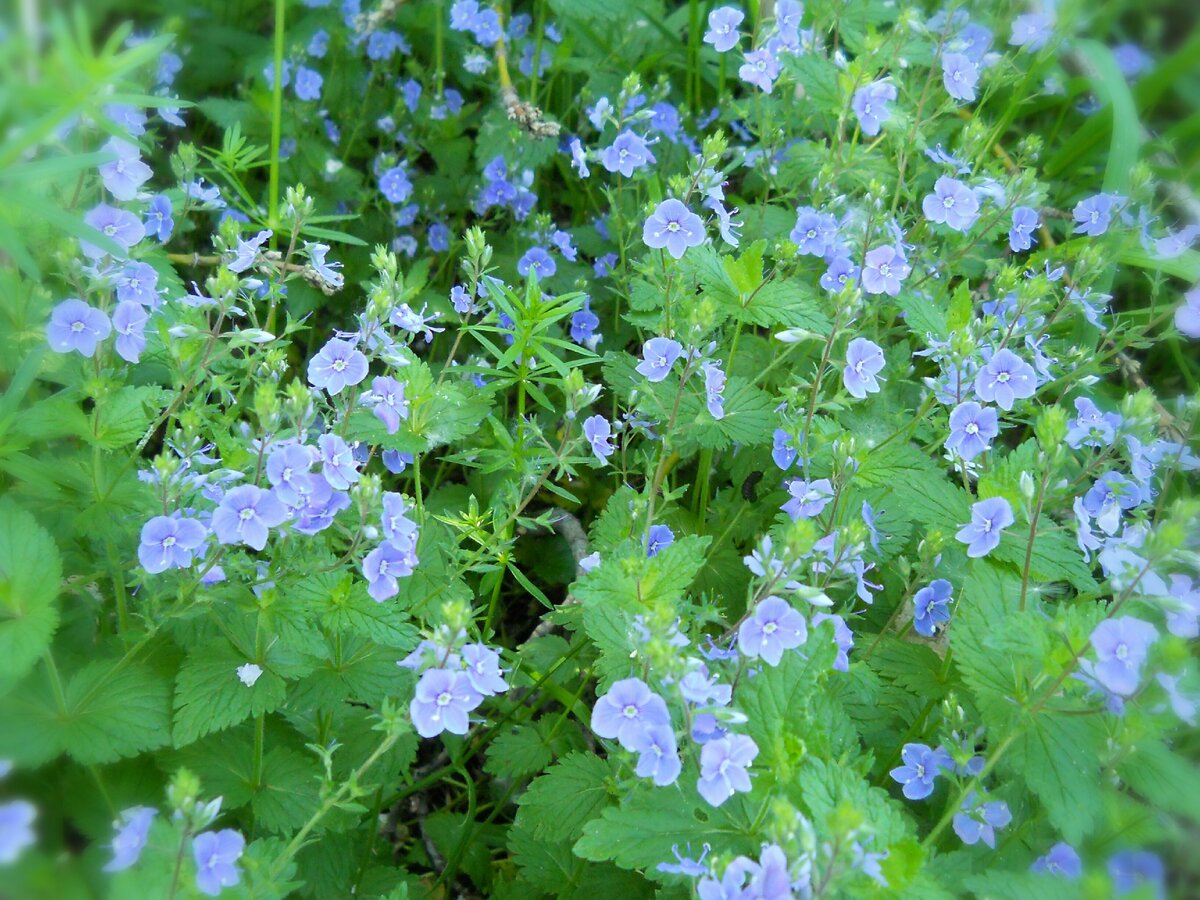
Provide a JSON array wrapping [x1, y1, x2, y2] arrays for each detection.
[[0, 499, 61, 692], [515, 751, 613, 843], [174, 640, 287, 747]]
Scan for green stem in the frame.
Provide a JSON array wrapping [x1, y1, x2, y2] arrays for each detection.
[[267, 0, 286, 235]]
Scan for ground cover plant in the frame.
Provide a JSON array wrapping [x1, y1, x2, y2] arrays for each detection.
[[0, 0, 1198, 897]]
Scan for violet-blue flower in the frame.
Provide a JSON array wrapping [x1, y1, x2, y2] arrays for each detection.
[[737, 596, 806, 666], [1083, 471, 1139, 535], [820, 254, 860, 292], [953, 793, 1012, 847], [318, 433, 360, 489], [308, 338, 368, 395], [363, 539, 416, 601], [1010, 13, 1054, 50], [697, 733, 758, 807], [843, 337, 885, 399], [739, 48, 780, 93], [889, 742, 953, 800], [941, 51, 980, 102], [192, 829, 244, 896], [82, 204, 145, 259], [582, 414, 614, 464], [517, 246, 556, 279], [599, 131, 655, 177], [632, 723, 682, 786], [144, 194, 174, 243], [591, 677, 671, 750], [974, 347, 1036, 411], [139, 515, 208, 573], [913, 579, 953, 637], [266, 443, 317, 505], [570, 300, 600, 346], [945, 401, 998, 460], [702, 361, 726, 419], [461, 643, 508, 696], [411, 668, 482, 737], [46, 299, 111, 358], [1009, 205, 1040, 251], [1031, 842, 1082, 879], [643, 199, 705, 259], [212, 484, 287, 550], [379, 165, 412, 204], [0, 800, 36, 865], [636, 336, 684, 382], [922, 176, 980, 232], [1107, 850, 1165, 897], [371, 376, 409, 434], [703, 7, 743, 52], [956, 496, 1014, 558], [115, 261, 160, 307], [861, 244, 910, 296], [852, 80, 897, 137], [1073, 193, 1119, 237], [790, 207, 839, 256], [99, 138, 152, 201], [1174, 286, 1200, 338], [112, 300, 148, 362], [647, 524, 675, 558], [104, 806, 156, 873], [1088, 617, 1157, 697], [781, 477, 834, 521]]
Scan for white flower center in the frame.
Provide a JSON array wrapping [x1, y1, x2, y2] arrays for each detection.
[[436, 690, 453, 707], [622, 704, 638, 719]]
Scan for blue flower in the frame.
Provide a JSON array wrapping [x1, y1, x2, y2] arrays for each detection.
[[941, 51, 979, 102], [703, 7, 743, 52], [697, 734, 758, 807], [0, 800, 37, 865], [371, 376, 410, 434], [46, 299, 111, 357], [318, 433, 361, 489], [861, 245, 910, 296], [379, 165, 413, 204], [410, 668, 481, 737], [599, 131, 655, 177], [139, 515, 208, 573], [632, 724, 682, 786], [98, 138, 151, 201], [772, 429, 798, 470], [582, 415, 614, 464], [570, 299, 600, 345], [953, 792, 1012, 847], [212, 485, 289, 551], [738, 596, 806, 666], [461, 643, 508, 696], [590, 677, 671, 750], [104, 806, 156, 872], [702, 361, 726, 419], [647, 524, 675, 557], [820, 254, 860, 292], [144, 194, 174, 242], [1087, 617, 1157, 697], [843, 337, 886, 398], [635, 337, 684, 382], [913, 579, 953, 637], [956, 496, 1014, 558], [517, 246, 556, 279], [1031, 842, 1082, 879], [1009, 205, 1040, 251], [889, 742, 953, 799], [192, 829, 245, 896], [1073, 193, 1120, 237], [852, 80, 897, 136], [790, 206, 839, 256], [1010, 13, 1054, 50], [974, 348, 1036, 411], [1082, 471, 1140, 535], [739, 48, 780, 93], [293, 65, 323, 101], [945, 401, 998, 460], [782, 477, 834, 521], [1107, 850, 1166, 897], [643, 199, 705, 259], [922, 176, 980, 232], [307, 338, 368, 395]]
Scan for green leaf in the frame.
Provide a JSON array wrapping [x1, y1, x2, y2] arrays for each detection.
[[297, 571, 420, 649], [89, 386, 170, 450], [0, 499, 61, 692], [740, 640, 836, 774], [798, 757, 914, 846], [173, 639, 288, 747], [574, 782, 756, 879], [515, 751, 614, 843], [1118, 740, 1200, 826], [1006, 712, 1105, 844]]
